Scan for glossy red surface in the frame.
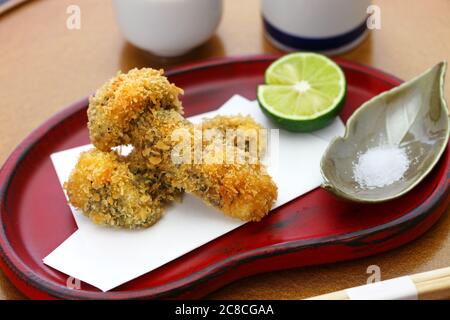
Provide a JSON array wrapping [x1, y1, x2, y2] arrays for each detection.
[[0, 55, 448, 299]]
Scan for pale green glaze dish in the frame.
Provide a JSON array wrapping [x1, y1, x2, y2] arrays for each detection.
[[321, 62, 449, 202]]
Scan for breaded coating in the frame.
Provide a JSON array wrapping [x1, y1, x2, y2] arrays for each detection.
[[200, 115, 267, 161], [185, 115, 275, 221], [88, 68, 183, 151], [174, 162, 277, 221], [83, 67, 278, 224], [64, 149, 180, 228], [200, 114, 264, 133], [126, 112, 275, 221], [106, 108, 277, 222]]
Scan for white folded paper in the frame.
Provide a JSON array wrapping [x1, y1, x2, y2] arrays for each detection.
[[44, 95, 345, 291]]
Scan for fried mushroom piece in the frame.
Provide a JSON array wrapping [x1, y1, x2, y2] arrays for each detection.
[[124, 110, 278, 222], [199, 115, 267, 162], [64, 149, 180, 228], [86, 68, 278, 222], [174, 162, 277, 222], [88, 68, 183, 151]]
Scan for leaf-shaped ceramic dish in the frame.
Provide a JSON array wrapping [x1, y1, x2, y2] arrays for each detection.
[[321, 62, 449, 202]]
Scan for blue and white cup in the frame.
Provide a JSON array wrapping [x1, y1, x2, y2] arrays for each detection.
[[262, 0, 371, 55]]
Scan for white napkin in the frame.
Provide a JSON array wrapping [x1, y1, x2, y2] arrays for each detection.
[[43, 95, 345, 291]]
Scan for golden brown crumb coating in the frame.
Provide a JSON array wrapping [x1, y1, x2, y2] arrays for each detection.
[[183, 115, 275, 221], [199, 115, 267, 160], [84, 68, 277, 223], [124, 111, 277, 222], [173, 162, 277, 222], [88, 68, 183, 151], [64, 149, 180, 228]]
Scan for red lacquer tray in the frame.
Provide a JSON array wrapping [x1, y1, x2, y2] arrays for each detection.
[[0, 55, 449, 300]]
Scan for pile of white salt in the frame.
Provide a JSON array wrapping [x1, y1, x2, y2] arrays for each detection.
[[353, 145, 409, 189]]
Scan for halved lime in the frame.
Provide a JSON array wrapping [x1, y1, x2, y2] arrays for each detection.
[[258, 53, 346, 132]]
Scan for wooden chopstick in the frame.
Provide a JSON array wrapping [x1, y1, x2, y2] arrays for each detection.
[[414, 275, 450, 300], [0, 0, 30, 16], [306, 266, 450, 300]]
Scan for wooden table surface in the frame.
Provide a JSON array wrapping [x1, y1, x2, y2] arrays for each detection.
[[0, 0, 449, 300]]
